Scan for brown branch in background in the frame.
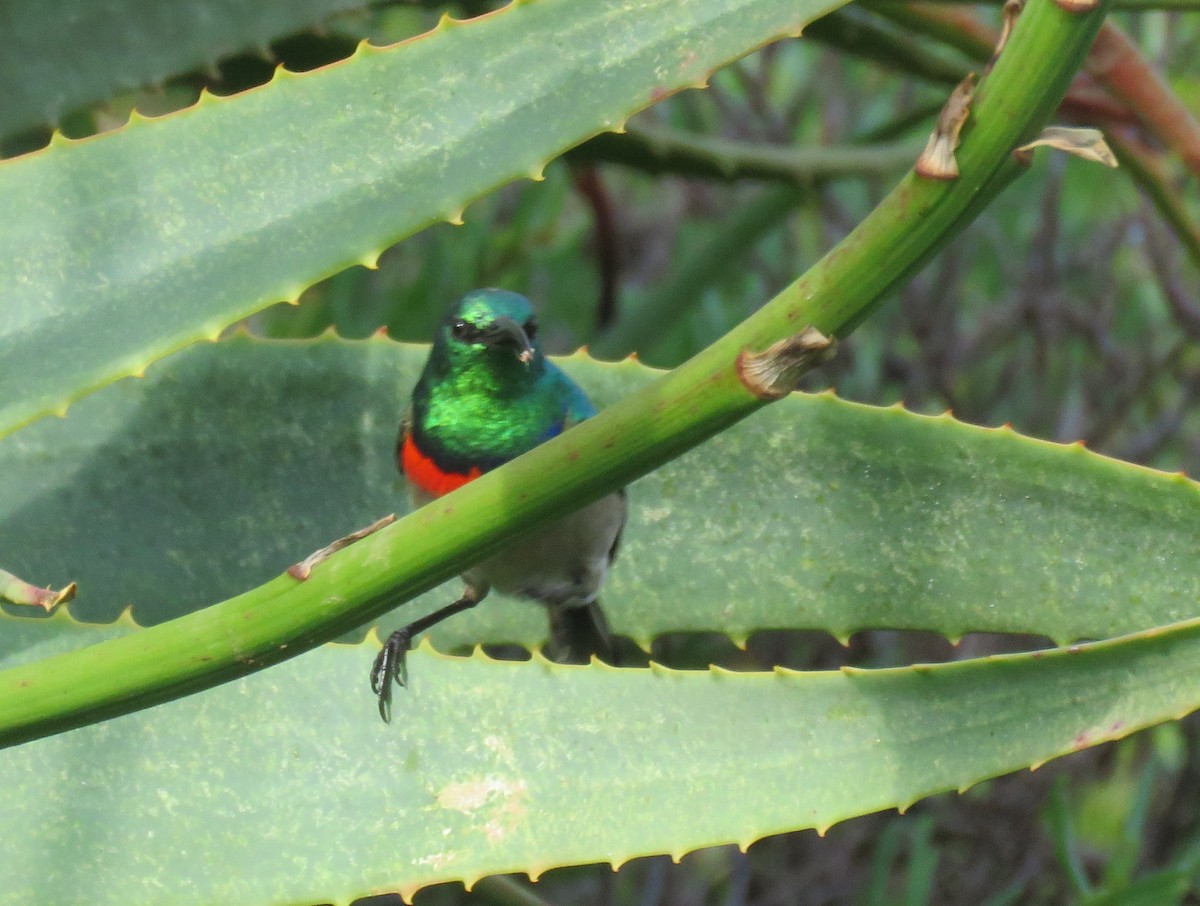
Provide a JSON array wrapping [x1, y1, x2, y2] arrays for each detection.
[[1106, 128, 1200, 271], [1120, 371, 1200, 464], [1057, 82, 1139, 125], [1141, 214, 1200, 336], [1086, 22, 1200, 175], [570, 164, 621, 332]]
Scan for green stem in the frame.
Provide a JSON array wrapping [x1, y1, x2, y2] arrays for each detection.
[[1110, 132, 1200, 271], [0, 0, 1112, 750], [569, 123, 920, 184], [859, 0, 995, 63], [804, 7, 971, 85]]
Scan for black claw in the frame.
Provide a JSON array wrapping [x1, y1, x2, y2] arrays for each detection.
[[370, 629, 413, 723], [369, 593, 482, 723]]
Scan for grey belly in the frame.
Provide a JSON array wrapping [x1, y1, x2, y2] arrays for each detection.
[[410, 485, 626, 608]]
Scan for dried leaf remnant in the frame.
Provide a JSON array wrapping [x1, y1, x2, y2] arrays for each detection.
[[916, 73, 977, 181], [288, 515, 397, 580], [736, 327, 836, 400], [994, 0, 1025, 61], [0, 568, 76, 611], [1016, 126, 1118, 167]]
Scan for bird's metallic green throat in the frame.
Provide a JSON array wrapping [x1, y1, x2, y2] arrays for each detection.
[[411, 289, 591, 473]]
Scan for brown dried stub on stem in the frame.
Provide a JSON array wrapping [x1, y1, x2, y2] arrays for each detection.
[[993, 0, 1025, 61], [1016, 126, 1118, 167], [916, 73, 977, 181], [0, 568, 76, 611], [288, 514, 397, 580], [737, 327, 836, 400]]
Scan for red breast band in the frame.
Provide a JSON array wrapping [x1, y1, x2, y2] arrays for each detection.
[[400, 432, 482, 497]]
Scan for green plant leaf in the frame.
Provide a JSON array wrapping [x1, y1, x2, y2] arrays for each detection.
[[0, 0, 847, 440], [0, 0, 1115, 749], [0, 0, 371, 142], [2, 608, 1199, 903], [4, 336, 1198, 650]]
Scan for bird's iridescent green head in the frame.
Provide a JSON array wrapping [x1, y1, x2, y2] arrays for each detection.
[[412, 289, 589, 471], [433, 288, 541, 371]]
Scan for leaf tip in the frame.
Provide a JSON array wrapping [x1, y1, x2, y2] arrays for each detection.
[[529, 646, 557, 668], [647, 659, 675, 677], [116, 604, 140, 627]]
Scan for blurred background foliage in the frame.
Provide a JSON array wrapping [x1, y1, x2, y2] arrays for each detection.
[[5, 0, 1199, 903]]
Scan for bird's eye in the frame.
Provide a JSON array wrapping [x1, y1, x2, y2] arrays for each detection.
[[523, 318, 538, 341], [451, 319, 471, 339]]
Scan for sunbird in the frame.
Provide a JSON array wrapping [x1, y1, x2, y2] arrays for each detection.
[[371, 289, 627, 720]]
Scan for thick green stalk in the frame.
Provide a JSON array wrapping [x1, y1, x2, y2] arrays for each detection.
[[0, 0, 1111, 749]]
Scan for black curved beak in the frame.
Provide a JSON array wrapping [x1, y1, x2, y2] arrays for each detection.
[[480, 316, 534, 364]]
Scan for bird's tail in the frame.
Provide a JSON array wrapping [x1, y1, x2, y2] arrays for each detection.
[[548, 600, 615, 666]]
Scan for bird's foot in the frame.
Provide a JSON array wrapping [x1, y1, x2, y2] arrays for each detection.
[[369, 591, 484, 723], [370, 628, 413, 723]]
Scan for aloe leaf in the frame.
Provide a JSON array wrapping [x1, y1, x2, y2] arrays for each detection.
[[2, 610, 1198, 903], [3, 336, 1197, 651], [0, 0, 371, 142], [0, 0, 848, 440], [0, 0, 1113, 748]]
